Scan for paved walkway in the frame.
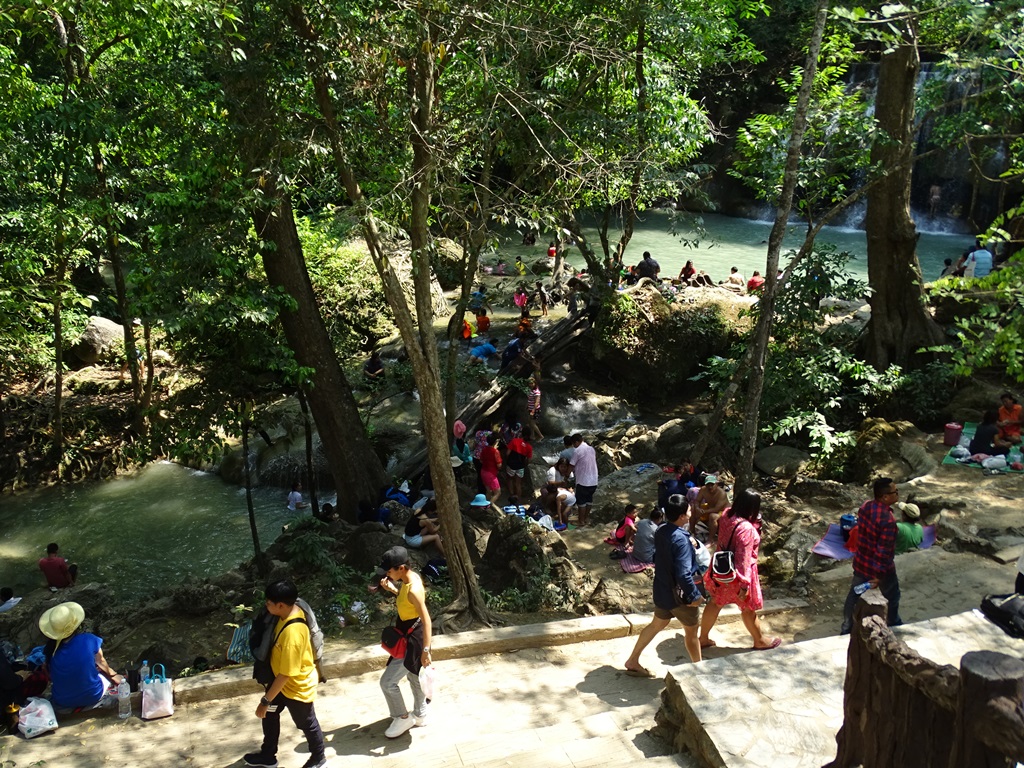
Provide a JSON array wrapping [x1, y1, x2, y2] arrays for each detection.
[[673, 610, 1024, 768], [6, 619, 768, 768]]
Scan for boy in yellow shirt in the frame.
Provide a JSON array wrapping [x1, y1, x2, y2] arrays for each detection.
[[245, 580, 326, 768]]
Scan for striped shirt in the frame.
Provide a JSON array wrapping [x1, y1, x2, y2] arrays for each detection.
[[527, 387, 541, 415]]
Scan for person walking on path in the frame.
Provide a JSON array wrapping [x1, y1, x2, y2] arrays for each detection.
[[623, 497, 704, 677], [376, 547, 433, 739], [699, 489, 781, 651], [245, 580, 326, 768], [569, 434, 598, 527], [840, 477, 903, 634], [525, 377, 543, 441]]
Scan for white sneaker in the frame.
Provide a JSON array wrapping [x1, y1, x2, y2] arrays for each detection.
[[413, 714, 428, 727], [385, 716, 415, 739]]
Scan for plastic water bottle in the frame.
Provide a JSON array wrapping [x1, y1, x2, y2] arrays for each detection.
[[853, 581, 873, 596], [117, 676, 131, 719], [139, 659, 150, 685]]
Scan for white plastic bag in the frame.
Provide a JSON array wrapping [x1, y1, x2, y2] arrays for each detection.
[[982, 456, 1007, 470], [18, 697, 58, 739], [141, 664, 174, 720], [418, 664, 436, 701]]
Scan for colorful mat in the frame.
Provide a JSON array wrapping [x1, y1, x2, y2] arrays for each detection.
[[619, 553, 654, 573], [811, 523, 937, 560], [941, 423, 1024, 472]]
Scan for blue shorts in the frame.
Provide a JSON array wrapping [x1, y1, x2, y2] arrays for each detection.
[[575, 484, 596, 506]]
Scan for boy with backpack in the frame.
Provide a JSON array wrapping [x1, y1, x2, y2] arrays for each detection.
[[245, 580, 327, 768]]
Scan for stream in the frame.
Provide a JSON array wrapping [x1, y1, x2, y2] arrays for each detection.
[[0, 462, 298, 599]]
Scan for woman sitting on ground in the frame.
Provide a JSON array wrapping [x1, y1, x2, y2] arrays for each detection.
[[678, 260, 697, 285], [699, 489, 781, 651], [998, 393, 1022, 445], [612, 504, 639, 549], [404, 500, 444, 555], [969, 410, 1012, 457], [40, 602, 125, 711]]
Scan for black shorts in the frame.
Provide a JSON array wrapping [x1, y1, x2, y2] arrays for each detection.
[[575, 484, 596, 506]]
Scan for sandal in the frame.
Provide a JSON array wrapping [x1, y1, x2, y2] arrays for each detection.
[[753, 637, 782, 651]]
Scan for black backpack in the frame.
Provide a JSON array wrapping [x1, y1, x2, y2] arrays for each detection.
[[980, 593, 1024, 639]]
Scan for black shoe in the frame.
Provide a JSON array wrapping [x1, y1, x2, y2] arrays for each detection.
[[243, 753, 278, 768], [301, 756, 328, 768]]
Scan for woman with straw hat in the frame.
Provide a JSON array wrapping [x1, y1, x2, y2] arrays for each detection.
[[39, 602, 123, 711]]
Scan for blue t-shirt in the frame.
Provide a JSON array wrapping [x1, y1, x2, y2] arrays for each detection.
[[470, 343, 496, 359], [968, 248, 993, 277], [652, 524, 701, 609], [49, 633, 105, 709]]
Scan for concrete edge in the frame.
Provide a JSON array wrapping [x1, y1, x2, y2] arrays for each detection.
[[175, 613, 634, 704], [175, 600, 808, 705]]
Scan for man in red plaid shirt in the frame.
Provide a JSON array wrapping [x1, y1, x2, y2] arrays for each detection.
[[840, 477, 903, 633]]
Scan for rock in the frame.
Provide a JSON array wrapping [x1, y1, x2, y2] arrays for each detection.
[[586, 578, 634, 615], [532, 258, 553, 275], [210, 569, 249, 591], [480, 515, 549, 593], [620, 432, 659, 465], [433, 238, 465, 290], [70, 316, 123, 365], [785, 478, 863, 509], [541, 395, 638, 436], [381, 500, 413, 529], [850, 418, 931, 484], [171, 583, 226, 616], [349, 530, 401, 574], [654, 416, 706, 460], [754, 445, 811, 478], [549, 555, 579, 584], [946, 380, 1006, 427], [590, 463, 665, 523]]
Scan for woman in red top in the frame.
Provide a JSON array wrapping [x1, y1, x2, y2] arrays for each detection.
[[678, 260, 696, 285], [478, 433, 503, 502], [699, 489, 781, 650], [998, 393, 1022, 445]]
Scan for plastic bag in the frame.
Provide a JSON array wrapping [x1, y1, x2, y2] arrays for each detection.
[[982, 456, 1008, 470], [18, 696, 58, 739], [141, 664, 174, 720], [418, 664, 436, 701], [949, 445, 971, 460]]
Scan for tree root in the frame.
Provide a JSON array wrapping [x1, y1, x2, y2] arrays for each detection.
[[438, 596, 504, 633]]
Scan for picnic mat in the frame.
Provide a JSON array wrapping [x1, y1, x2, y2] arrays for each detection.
[[811, 523, 937, 560], [941, 423, 1024, 472], [620, 553, 654, 573]]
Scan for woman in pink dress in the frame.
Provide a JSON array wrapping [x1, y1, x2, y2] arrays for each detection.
[[699, 489, 781, 650]]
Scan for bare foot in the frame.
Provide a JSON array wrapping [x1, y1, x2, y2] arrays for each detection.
[[699, 639, 717, 649], [623, 665, 655, 678]]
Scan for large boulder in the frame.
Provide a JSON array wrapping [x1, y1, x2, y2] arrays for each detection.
[[480, 515, 550, 593], [540, 394, 638, 436], [849, 418, 933, 484], [584, 578, 635, 615], [754, 445, 811, 478], [945, 379, 1007, 426], [654, 416, 707, 460], [70, 316, 123, 365], [590, 463, 665, 524]]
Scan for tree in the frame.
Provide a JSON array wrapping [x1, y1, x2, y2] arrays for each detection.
[[862, 16, 944, 369]]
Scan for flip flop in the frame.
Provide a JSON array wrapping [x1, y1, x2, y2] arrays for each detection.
[[699, 639, 717, 649], [754, 637, 782, 651], [623, 667, 655, 678]]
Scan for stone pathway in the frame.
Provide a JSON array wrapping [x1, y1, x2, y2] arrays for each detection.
[[669, 610, 1024, 768]]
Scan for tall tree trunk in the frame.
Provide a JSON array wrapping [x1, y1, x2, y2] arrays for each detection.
[[252, 191, 385, 515], [444, 242, 481, 434], [863, 22, 944, 370], [735, 0, 830, 492], [297, 386, 322, 520], [241, 408, 266, 576], [52, 261, 65, 479], [286, 4, 496, 627]]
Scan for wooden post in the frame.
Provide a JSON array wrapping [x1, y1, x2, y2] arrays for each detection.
[[949, 651, 1024, 767], [827, 590, 888, 767]]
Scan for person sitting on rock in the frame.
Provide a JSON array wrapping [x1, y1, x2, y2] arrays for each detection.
[[39, 602, 125, 712], [38, 542, 77, 590], [693, 475, 729, 542], [612, 504, 639, 549], [363, 350, 385, 387], [692, 270, 715, 288], [678, 260, 697, 285], [404, 500, 444, 556], [746, 270, 765, 292], [723, 266, 746, 293], [997, 392, 1022, 445], [632, 509, 663, 564], [969, 410, 1011, 457], [893, 502, 923, 555]]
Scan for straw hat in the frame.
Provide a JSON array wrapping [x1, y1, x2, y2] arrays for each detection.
[[39, 602, 85, 649]]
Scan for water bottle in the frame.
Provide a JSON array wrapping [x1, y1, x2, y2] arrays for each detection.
[[117, 676, 131, 719], [853, 581, 873, 596], [139, 659, 150, 685]]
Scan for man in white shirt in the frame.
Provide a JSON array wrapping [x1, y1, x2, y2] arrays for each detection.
[[569, 434, 599, 527]]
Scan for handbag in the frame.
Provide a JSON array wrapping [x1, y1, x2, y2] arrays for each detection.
[[710, 526, 739, 584], [380, 619, 420, 659], [18, 696, 58, 739], [141, 663, 174, 720]]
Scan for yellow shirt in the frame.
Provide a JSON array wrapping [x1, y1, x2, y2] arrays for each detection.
[[396, 581, 420, 622], [271, 614, 317, 703]]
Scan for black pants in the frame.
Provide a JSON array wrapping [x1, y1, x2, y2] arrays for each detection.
[[1016, 571, 1024, 595], [261, 692, 325, 762]]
